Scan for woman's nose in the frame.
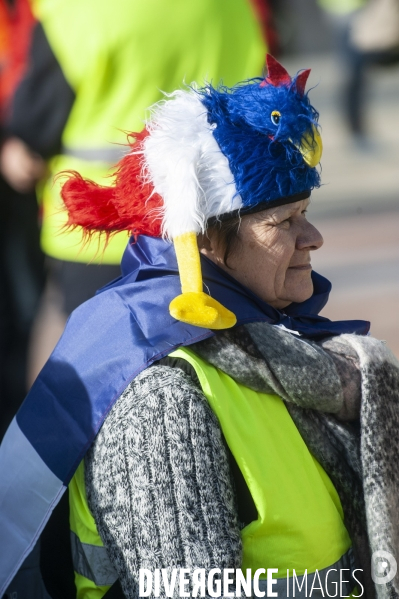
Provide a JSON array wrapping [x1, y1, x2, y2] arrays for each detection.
[[297, 221, 324, 251]]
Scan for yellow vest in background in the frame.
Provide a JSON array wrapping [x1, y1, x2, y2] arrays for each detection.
[[32, 0, 266, 263]]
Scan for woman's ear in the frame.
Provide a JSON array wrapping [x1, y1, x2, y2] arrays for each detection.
[[197, 230, 222, 263], [197, 231, 213, 254]]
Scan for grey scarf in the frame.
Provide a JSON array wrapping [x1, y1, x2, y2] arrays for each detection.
[[191, 323, 399, 599]]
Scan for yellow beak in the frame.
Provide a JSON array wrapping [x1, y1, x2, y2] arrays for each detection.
[[298, 125, 323, 168]]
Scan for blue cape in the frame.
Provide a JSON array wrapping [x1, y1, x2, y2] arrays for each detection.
[[0, 236, 370, 592], [18, 235, 370, 483]]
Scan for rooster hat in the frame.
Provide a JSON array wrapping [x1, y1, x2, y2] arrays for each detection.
[[62, 55, 322, 330]]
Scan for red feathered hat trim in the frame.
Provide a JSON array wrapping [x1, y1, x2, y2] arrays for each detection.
[[61, 129, 163, 240]]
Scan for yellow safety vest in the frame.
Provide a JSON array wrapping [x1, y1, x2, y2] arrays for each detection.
[[69, 347, 352, 597], [31, 0, 266, 264], [69, 461, 115, 598]]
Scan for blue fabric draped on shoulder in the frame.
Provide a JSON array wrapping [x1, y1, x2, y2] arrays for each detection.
[[0, 236, 369, 593]]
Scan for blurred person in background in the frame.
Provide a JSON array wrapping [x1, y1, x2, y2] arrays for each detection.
[[0, 0, 275, 596], [0, 0, 45, 439], [1, 0, 274, 392], [318, 0, 399, 141]]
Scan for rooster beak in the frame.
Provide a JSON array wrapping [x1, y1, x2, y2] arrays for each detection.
[[298, 125, 323, 167]]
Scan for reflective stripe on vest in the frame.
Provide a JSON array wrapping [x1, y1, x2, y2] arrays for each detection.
[[62, 146, 127, 163], [69, 538, 357, 598], [70, 530, 117, 587]]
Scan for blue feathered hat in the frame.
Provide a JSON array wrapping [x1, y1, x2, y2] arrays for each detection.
[[139, 54, 322, 238], [200, 54, 322, 220]]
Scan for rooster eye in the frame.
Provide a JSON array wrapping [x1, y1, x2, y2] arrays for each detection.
[[271, 110, 281, 126]]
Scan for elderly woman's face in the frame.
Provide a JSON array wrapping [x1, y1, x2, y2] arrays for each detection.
[[201, 199, 323, 309]]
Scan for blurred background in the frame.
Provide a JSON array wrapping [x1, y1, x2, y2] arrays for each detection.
[[0, 0, 398, 434]]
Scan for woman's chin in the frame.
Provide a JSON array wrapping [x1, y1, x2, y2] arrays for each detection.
[[283, 280, 314, 305]]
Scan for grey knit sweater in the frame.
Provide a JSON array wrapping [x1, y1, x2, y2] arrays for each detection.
[[85, 363, 242, 598], [85, 323, 399, 599]]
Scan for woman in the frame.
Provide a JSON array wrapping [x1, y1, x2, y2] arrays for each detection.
[[63, 56, 398, 598], [1, 56, 398, 599]]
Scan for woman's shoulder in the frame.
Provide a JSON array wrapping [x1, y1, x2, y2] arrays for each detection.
[[84, 359, 228, 490], [95, 359, 204, 438], [84, 360, 242, 579]]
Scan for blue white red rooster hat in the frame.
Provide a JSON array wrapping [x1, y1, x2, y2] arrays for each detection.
[[62, 54, 322, 329]]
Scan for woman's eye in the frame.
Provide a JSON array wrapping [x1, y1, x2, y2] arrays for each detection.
[[271, 110, 281, 126]]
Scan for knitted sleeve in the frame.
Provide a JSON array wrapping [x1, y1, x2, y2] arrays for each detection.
[[84, 364, 242, 598]]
